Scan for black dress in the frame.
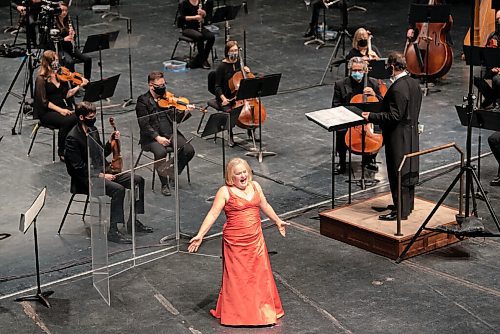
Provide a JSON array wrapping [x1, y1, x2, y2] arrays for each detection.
[[34, 75, 78, 156], [214, 61, 241, 110]]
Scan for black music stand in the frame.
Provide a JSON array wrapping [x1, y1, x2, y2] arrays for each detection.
[[408, 4, 450, 96], [201, 107, 243, 178], [83, 31, 119, 81], [211, 5, 241, 42], [84, 74, 120, 140], [15, 187, 54, 308], [306, 106, 365, 207], [347, 101, 383, 190], [237, 74, 281, 163], [368, 59, 392, 80]]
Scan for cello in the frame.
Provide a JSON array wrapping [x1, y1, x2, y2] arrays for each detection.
[[344, 64, 384, 155], [228, 48, 267, 129], [404, 0, 453, 80]]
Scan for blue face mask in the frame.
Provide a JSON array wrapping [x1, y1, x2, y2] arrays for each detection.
[[351, 71, 364, 82]]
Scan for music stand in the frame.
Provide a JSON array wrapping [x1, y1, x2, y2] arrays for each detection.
[[83, 31, 119, 81], [347, 101, 383, 189], [211, 5, 241, 42], [368, 59, 392, 80], [306, 106, 365, 207], [201, 107, 243, 178], [408, 4, 450, 96], [237, 74, 281, 163], [84, 74, 120, 140], [15, 187, 54, 308]]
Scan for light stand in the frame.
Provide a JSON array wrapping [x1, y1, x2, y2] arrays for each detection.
[[396, 3, 500, 263], [115, 17, 135, 108], [319, 0, 351, 85]]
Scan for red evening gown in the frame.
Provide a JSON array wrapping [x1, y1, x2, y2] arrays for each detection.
[[210, 183, 284, 326]]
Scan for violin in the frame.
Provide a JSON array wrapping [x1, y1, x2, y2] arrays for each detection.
[[157, 91, 207, 113], [345, 69, 384, 155], [109, 117, 123, 174], [228, 48, 267, 129], [57, 66, 84, 86], [403, 0, 453, 80]]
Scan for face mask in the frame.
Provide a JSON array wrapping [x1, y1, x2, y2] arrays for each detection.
[[228, 52, 238, 62], [351, 71, 364, 82], [153, 85, 166, 96], [83, 117, 96, 127], [357, 39, 368, 48], [51, 61, 61, 72]]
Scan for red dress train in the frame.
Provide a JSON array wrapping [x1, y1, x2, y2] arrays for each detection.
[[210, 184, 284, 326]]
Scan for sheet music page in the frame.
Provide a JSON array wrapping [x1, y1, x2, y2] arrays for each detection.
[[305, 106, 363, 131]]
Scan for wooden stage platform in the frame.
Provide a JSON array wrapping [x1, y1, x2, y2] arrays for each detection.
[[319, 193, 462, 260]]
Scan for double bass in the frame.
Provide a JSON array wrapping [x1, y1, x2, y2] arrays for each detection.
[[345, 63, 384, 155], [404, 0, 453, 80], [228, 48, 267, 129]]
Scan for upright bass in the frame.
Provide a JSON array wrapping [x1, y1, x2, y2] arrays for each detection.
[[404, 0, 453, 80]]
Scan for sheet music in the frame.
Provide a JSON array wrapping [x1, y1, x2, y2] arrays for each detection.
[[305, 106, 364, 131]]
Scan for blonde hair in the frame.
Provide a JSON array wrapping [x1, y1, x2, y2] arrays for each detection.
[[38, 50, 57, 79], [225, 158, 253, 186], [352, 27, 369, 49]]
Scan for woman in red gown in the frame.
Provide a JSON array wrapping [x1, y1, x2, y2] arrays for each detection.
[[188, 158, 289, 326]]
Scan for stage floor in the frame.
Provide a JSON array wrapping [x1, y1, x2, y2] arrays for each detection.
[[1, 0, 500, 333]]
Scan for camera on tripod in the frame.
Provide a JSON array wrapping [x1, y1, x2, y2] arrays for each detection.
[[40, 0, 62, 16]]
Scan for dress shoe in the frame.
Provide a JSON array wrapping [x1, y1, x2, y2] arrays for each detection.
[[161, 184, 171, 196], [127, 219, 153, 234], [491, 177, 500, 186], [107, 230, 132, 244], [365, 163, 379, 172], [334, 166, 346, 175], [303, 25, 315, 38], [202, 60, 211, 69], [379, 211, 407, 221]]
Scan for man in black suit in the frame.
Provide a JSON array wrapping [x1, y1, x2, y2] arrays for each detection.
[[136, 71, 195, 196], [363, 52, 422, 221], [64, 102, 152, 244], [332, 56, 382, 174]]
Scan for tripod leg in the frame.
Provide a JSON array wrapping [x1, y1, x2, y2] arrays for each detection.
[[396, 169, 464, 263], [319, 34, 343, 85], [470, 169, 500, 231], [0, 56, 28, 113]]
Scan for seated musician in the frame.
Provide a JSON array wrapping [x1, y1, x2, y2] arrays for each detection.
[[64, 102, 152, 244], [11, 0, 41, 47], [346, 28, 381, 61], [178, 0, 215, 69], [51, 2, 92, 80], [474, 10, 500, 109], [331, 57, 382, 174], [303, 0, 340, 38], [34, 50, 87, 161], [213, 40, 251, 146], [136, 71, 195, 197]]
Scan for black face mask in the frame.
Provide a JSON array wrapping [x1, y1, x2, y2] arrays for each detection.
[[153, 85, 166, 96], [358, 39, 368, 48], [83, 117, 96, 127]]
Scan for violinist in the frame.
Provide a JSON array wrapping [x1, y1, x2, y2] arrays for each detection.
[[34, 50, 88, 161], [136, 71, 195, 197], [346, 28, 381, 61], [331, 57, 382, 174], [178, 0, 215, 69], [64, 102, 152, 244], [474, 10, 500, 109], [53, 2, 92, 80]]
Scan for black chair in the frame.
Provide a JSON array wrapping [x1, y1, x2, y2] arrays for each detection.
[[197, 70, 224, 132], [170, 34, 196, 62], [27, 120, 57, 163], [57, 184, 90, 234], [135, 146, 191, 191]]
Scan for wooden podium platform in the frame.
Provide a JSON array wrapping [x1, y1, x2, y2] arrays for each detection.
[[319, 193, 462, 260]]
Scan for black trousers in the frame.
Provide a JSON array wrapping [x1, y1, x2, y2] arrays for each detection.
[[474, 73, 500, 103], [385, 144, 415, 218], [182, 28, 215, 65], [39, 112, 78, 156], [488, 131, 500, 174], [60, 49, 92, 80], [105, 172, 145, 230], [142, 134, 195, 186]]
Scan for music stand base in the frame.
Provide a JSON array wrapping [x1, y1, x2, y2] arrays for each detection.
[[245, 150, 276, 163], [122, 98, 135, 108], [348, 5, 367, 12], [159, 232, 192, 244], [15, 290, 54, 308]]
